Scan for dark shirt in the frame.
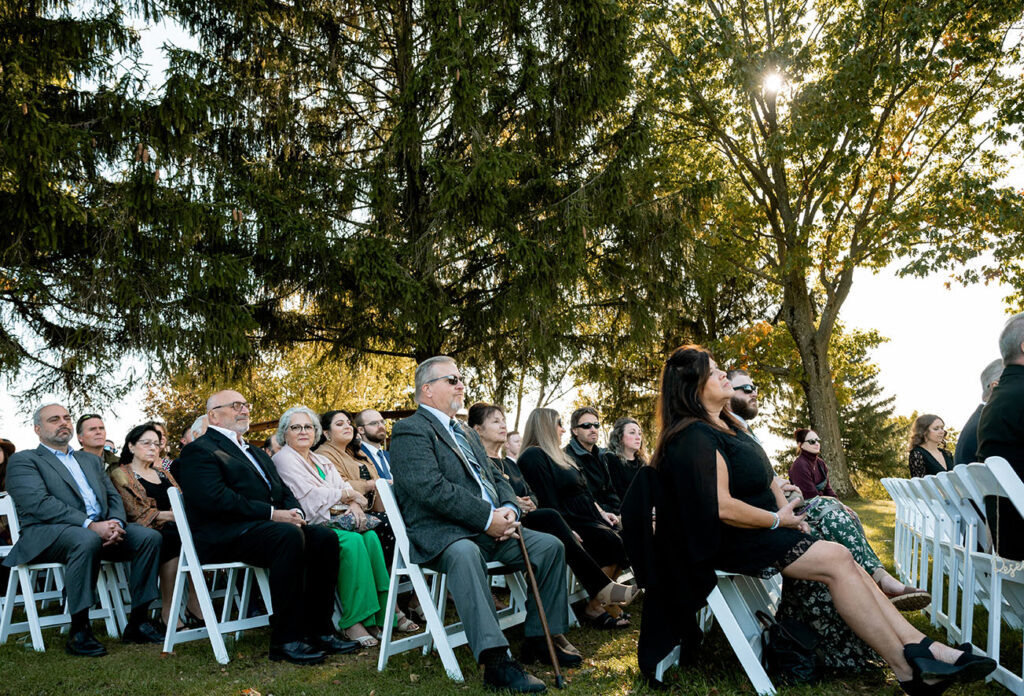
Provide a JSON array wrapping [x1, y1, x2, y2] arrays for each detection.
[[565, 437, 621, 514], [788, 451, 837, 500], [603, 450, 643, 502], [908, 446, 953, 478], [519, 446, 610, 530], [137, 471, 173, 512], [489, 456, 537, 505], [978, 363, 1024, 559], [955, 403, 985, 465]]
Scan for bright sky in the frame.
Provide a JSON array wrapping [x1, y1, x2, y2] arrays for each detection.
[[0, 18, 1018, 460]]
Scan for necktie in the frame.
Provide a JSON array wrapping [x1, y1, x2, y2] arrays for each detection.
[[376, 449, 392, 479], [450, 419, 498, 503]]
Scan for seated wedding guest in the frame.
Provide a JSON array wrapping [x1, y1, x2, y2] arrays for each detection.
[[470, 403, 639, 625], [625, 345, 993, 692], [76, 414, 118, 468], [392, 356, 578, 692], [979, 311, 1024, 559], [603, 417, 646, 502], [0, 438, 16, 548], [908, 415, 953, 478], [151, 422, 174, 470], [262, 436, 280, 457], [505, 430, 522, 462], [315, 410, 400, 572], [789, 428, 838, 499], [3, 403, 163, 655], [109, 422, 203, 629], [272, 406, 394, 647], [565, 407, 621, 516], [519, 408, 633, 629], [955, 359, 1003, 465], [354, 409, 392, 480], [174, 390, 355, 664], [180, 415, 208, 449]]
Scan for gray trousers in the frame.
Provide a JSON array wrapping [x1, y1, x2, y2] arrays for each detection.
[[34, 522, 161, 616], [429, 528, 567, 661]]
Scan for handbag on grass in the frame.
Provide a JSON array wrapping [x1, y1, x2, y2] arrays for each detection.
[[756, 609, 824, 685]]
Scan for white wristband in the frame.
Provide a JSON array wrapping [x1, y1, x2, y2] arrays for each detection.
[[770, 512, 780, 530]]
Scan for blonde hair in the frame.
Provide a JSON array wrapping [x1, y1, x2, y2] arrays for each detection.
[[521, 408, 574, 468]]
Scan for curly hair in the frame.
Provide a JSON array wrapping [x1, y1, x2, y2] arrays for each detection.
[[909, 414, 943, 449]]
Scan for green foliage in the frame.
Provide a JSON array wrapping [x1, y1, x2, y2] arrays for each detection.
[[143, 345, 415, 453]]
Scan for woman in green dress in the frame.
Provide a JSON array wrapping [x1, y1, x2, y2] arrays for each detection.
[[272, 406, 390, 647]]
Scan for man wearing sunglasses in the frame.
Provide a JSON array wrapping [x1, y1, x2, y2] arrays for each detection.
[[391, 356, 578, 693], [174, 389, 357, 664], [727, 370, 760, 441], [565, 407, 621, 522]]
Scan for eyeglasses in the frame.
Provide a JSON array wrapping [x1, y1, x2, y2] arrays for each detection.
[[575, 422, 600, 430], [288, 424, 316, 432], [733, 384, 757, 394], [557, 420, 563, 427], [425, 374, 464, 386], [360, 419, 386, 428], [210, 401, 252, 412], [803, 438, 820, 445], [135, 439, 161, 447]]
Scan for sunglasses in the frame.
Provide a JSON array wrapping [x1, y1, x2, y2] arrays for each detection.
[[733, 384, 757, 394], [803, 438, 820, 445], [426, 374, 464, 386], [575, 422, 601, 430]]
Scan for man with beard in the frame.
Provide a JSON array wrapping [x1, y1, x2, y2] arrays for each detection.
[[390, 356, 578, 692], [355, 408, 392, 480], [3, 403, 163, 655], [727, 369, 761, 442]]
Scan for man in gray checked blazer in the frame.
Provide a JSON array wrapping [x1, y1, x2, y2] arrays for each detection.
[[391, 356, 580, 694], [3, 403, 162, 656]]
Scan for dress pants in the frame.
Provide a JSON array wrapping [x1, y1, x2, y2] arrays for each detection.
[[200, 522, 339, 644], [428, 528, 567, 661], [33, 522, 161, 616], [522, 508, 611, 598]]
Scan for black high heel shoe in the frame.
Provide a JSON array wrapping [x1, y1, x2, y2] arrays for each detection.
[[901, 638, 997, 687]]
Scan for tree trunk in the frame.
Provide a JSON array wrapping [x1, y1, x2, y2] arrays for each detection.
[[782, 283, 858, 497]]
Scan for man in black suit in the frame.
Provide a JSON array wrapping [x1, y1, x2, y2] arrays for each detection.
[[955, 358, 1004, 465], [3, 403, 163, 655], [173, 390, 357, 664], [978, 312, 1024, 559]]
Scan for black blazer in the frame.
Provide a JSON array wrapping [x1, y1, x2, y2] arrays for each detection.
[[955, 403, 985, 465], [172, 428, 300, 551], [978, 364, 1024, 559]]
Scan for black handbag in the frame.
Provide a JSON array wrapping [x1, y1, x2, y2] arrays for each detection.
[[756, 610, 824, 685]]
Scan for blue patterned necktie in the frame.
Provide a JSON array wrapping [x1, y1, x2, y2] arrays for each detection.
[[450, 419, 498, 503]]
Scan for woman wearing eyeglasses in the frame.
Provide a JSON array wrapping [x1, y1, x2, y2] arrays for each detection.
[[518, 408, 635, 629], [271, 406, 392, 647], [789, 427, 930, 611], [109, 422, 203, 629]]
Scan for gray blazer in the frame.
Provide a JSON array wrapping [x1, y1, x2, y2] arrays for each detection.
[[3, 444, 126, 566], [391, 407, 519, 564]]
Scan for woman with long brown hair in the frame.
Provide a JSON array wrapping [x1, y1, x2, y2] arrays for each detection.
[[629, 345, 993, 694], [908, 414, 954, 477]]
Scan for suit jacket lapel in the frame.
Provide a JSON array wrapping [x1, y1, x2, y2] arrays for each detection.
[[35, 444, 85, 500], [418, 409, 477, 476]]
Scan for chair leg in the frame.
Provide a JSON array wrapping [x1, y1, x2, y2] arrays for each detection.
[[0, 572, 19, 645], [409, 569, 463, 681], [19, 567, 47, 652], [376, 570, 402, 673], [707, 586, 776, 695]]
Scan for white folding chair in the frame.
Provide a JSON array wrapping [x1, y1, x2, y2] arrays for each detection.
[[375, 479, 529, 681], [0, 492, 123, 651], [916, 475, 961, 629], [161, 488, 273, 664], [655, 571, 778, 695], [958, 457, 1024, 694]]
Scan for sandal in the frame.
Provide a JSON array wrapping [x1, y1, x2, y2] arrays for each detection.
[[395, 612, 420, 633], [595, 581, 643, 607], [341, 627, 379, 648], [584, 610, 630, 630]]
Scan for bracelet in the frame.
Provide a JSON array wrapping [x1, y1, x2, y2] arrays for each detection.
[[769, 512, 780, 530]]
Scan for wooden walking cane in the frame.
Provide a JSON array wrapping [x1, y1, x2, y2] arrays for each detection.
[[516, 532, 566, 688]]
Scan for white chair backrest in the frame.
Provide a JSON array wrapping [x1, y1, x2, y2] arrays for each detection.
[[0, 492, 22, 543], [167, 488, 200, 564], [375, 479, 413, 564], [961, 458, 1024, 519]]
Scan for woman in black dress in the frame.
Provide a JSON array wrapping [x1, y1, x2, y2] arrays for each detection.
[[626, 345, 994, 694], [517, 407, 635, 628], [908, 414, 954, 477], [110, 422, 202, 629], [603, 417, 646, 503], [469, 403, 639, 632]]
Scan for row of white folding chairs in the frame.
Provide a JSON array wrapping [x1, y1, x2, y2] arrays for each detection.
[[882, 456, 1024, 694]]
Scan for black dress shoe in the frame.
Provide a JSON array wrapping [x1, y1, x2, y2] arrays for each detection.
[[269, 641, 327, 665], [66, 628, 108, 657], [483, 653, 546, 693], [520, 637, 583, 667], [122, 620, 164, 644], [309, 633, 359, 655]]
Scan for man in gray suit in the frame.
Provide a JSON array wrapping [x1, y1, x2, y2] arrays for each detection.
[[3, 403, 162, 655], [391, 356, 579, 694]]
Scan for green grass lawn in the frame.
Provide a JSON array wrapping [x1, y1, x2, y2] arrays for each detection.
[[0, 500, 1018, 695]]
